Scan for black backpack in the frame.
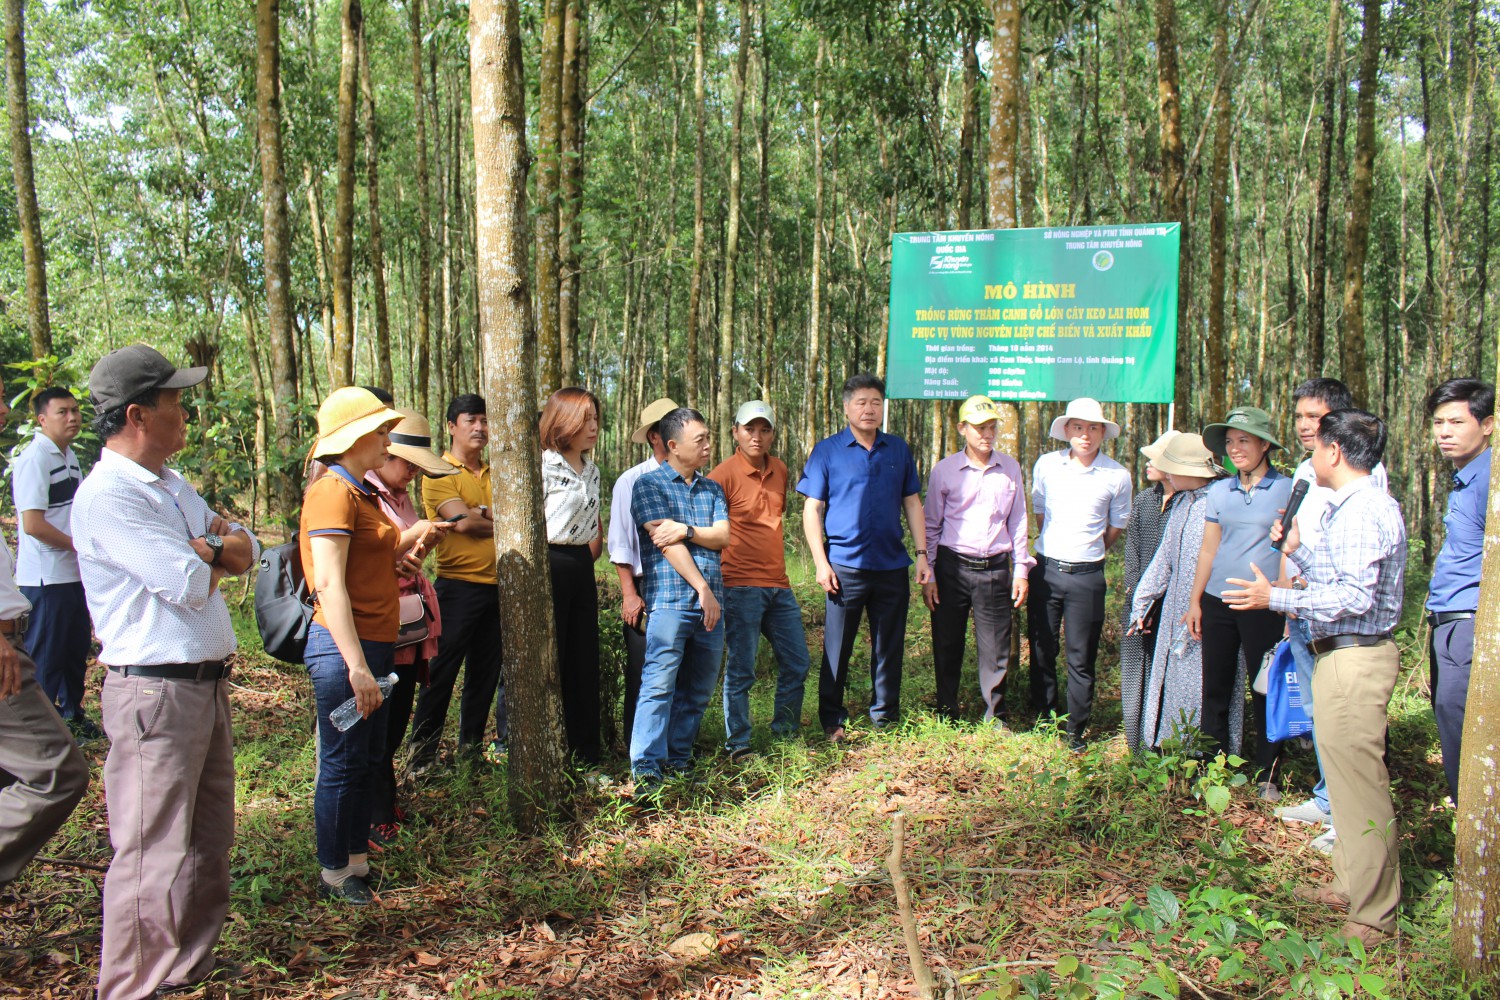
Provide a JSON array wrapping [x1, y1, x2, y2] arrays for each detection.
[[254, 539, 315, 664]]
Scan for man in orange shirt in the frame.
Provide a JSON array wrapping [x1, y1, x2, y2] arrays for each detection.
[[708, 401, 810, 760]]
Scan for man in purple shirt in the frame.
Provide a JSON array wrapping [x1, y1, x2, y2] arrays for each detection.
[[923, 396, 1035, 724]]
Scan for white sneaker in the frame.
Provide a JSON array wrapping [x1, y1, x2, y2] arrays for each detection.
[[1276, 798, 1333, 827], [1309, 827, 1337, 855]]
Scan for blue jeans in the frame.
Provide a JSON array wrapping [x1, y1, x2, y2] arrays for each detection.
[[722, 586, 810, 751], [306, 623, 393, 869], [630, 608, 725, 780], [1287, 617, 1330, 813]]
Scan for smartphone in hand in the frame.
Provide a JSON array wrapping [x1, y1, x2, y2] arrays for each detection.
[[443, 512, 469, 523]]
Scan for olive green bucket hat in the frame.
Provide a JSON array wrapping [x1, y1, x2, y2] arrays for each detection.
[[1201, 406, 1284, 455]]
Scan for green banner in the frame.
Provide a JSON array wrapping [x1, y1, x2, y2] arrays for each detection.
[[885, 224, 1180, 402]]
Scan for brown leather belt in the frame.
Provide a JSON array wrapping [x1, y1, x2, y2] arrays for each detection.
[[1309, 632, 1392, 657], [0, 614, 30, 637]]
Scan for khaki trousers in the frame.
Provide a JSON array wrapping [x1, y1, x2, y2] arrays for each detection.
[[98, 670, 235, 1000], [0, 652, 88, 884], [1311, 640, 1401, 932]]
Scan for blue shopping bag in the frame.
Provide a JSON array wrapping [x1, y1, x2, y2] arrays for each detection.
[[1265, 639, 1314, 742]]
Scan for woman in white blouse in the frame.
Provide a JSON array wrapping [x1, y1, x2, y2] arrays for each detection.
[[540, 387, 604, 764]]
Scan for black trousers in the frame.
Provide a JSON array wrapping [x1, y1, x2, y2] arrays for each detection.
[[1200, 592, 1281, 772], [1027, 559, 1105, 739], [550, 545, 601, 764], [931, 549, 1013, 721], [409, 578, 505, 762], [819, 564, 909, 731], [620, 575, 646, 752], [369, 657, 422, 825]]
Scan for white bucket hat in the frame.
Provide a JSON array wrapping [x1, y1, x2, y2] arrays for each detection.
[[1048, 397, 1121, 441]]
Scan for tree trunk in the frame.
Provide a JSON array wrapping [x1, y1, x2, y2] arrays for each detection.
[[331, 0, 362, 387], [1308, 0, 1341, 375], [359, 16, 393, 392], [5, 0, 51, 358], [468, 0, 570, 832], [754, 0, 773, 401], [558, 0, 587, 387], [534, 0, 564, 401], [957, 30, 979, 230], [1339, 0, 1379, 402], [987, 0, 1022, 462], [716, 0, 750, 457], [410, 0, 433, 416], [686, 0, 708, 406], [802, 36, 827, 454], [1454, 362, 1500, 973], [1205, 0, 1232, 416], [255, 0, 301, 527], [1156, 0, 1189, 419]]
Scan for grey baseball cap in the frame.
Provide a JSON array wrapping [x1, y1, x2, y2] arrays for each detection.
[[89, 344, 208, 411], [734, 400, 776, 428]]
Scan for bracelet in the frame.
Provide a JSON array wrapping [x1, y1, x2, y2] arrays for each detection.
[[915, 549, 928, 556]]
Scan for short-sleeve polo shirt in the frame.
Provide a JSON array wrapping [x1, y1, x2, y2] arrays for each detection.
[[796, 427, 921, 571], [301, 465, 401, 642], [1202, 466, 1294, 600]]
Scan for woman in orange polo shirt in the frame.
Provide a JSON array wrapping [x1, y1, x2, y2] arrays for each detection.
[[301, 388, 446, 905]]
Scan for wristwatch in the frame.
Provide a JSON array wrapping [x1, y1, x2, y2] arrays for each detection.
[[203, 532, 224, 564], [685, 525, 696, 542], [479, 505, 490, 519]]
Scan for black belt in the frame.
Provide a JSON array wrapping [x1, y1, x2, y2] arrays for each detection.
[[1040, 555, 1105, 575], [938, 546, 1011, 572], [109, 660, 230, 681], [1309, 632, 1392, 657], [1427, 611, 1475, 627]]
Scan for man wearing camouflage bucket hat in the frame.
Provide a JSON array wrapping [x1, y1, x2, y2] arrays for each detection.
[[923, 395, 1034, 724]]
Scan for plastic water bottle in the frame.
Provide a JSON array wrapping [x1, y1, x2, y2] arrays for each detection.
[[329, 673, 398, 732], [1171, 631, 1192, 660]]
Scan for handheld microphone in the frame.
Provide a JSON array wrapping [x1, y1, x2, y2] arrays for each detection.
[[1271, 479, 1311, 551]]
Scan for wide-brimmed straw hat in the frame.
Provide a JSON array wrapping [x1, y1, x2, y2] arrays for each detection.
[[1048, 397, 1121, 441], [1151, 433, 1226, 479], [631, 397, 679, 445], [1201, 406, 1283, 455], [311, 387, 403, 459], [1140, 429, 1182, 466], [387, 409, 457, 477]]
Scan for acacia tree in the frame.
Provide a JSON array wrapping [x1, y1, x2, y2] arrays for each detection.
[[469, 0, 570, 832], [331, 0, 362, 386], [1340, 0, 1380, 404], [5, 0, 50, 358], [1155, 0, 1188, 420]]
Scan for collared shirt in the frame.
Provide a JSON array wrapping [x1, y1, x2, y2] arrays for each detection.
[[708, 450, 791, 589], [12, 432, 82, 586], [422, 452, 495, 584], [1428, 448, 1490, 612], [631, 463, 728, 612], [607, 455, 661, 577], [74, 448, 260, 667], [542, 449, 601, 546], [1203, 466, 1294, 599], [796, 427, 921, 571], [1270, 476, 1406, 639], [1030, 449, 1132, 563], [1291, 457, 1388, 555], [0, 530, 32, 621], [925, 448, 1035, 580]]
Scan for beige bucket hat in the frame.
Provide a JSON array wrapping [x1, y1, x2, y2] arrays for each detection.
[[387, 409, 458, 477], [631, 397, 679, 445], [1150, 433, 1226, 479], [1048, 397, 1121, 441]]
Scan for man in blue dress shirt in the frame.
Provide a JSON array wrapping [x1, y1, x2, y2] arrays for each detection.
[[1424, 378, 1493, 806], [798, 374, 929, 740]]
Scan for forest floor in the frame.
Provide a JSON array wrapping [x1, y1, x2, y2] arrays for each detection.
[[0, 567, 1480, 999]]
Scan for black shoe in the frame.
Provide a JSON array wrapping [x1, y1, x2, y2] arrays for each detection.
[[317, 874, 374, 905], [156, 957, 247, 996], [728, 747, 757, 764]]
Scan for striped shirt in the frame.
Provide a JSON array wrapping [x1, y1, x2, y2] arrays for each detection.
[[12, 432, 82, 586], [1269, 476, 1406, 640], [74, 448, 260, 666]]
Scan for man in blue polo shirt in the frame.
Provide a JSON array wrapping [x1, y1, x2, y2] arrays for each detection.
[[799, 373, 928, 740], [629, 407, 730, 789], [1424, 377, 1493, 806]]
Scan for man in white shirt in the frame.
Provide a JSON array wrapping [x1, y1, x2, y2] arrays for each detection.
[[1275, 378, 1389, 847], [606, 397, 674, 749], [12, 387, 94, 743], [0, 379, 88, 889], [74, 345, 258, 1000], [1028, 398, 1132, 749]]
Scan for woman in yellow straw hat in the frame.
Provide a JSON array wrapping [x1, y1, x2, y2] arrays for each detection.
[[299, 388, 448, 904]]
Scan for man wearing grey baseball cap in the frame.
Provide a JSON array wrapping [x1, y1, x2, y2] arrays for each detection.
[[75, 344, 259, 999]]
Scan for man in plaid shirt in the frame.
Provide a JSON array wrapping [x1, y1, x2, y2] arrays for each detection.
[[629, 407, 730, 790], [1225, 408, 1406, 948]]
